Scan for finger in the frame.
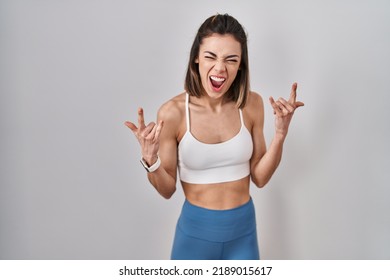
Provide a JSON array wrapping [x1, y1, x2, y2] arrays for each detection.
[[138, 107, 146, 129], [295, 101, 305, 108], [124, 121, 138, 133], [142, 122, 156, 138], [269, 97, 280, 111], [274, 99, 284, 111], [154, 120, 164, 141], [269, 97, 283, 117], [278, 98, 295, 113], [148, 120, 164, 142], [146, 122, 158, 141], [276, 101, 289, 116], [289, 82, 298, 104]]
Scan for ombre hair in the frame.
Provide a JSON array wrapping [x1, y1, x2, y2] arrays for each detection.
[[184, 14, 250, 108]]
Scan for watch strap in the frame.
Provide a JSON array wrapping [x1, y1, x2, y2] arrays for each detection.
[[140, 156, 161, 172]]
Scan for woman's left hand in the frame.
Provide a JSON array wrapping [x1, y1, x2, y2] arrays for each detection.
[[269, 82, 304, 138]]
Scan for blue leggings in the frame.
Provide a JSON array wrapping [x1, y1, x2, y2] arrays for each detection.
[[171, 198, 260, 260]]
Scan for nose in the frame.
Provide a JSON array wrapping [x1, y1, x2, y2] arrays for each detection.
[[214, 59, 227, 72]]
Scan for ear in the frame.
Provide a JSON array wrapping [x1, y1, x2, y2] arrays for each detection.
[[194, 57, 199, 63]]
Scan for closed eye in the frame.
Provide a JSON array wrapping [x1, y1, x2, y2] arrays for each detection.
[[203, 51, 240, 63], [226, 55, 239, 63]]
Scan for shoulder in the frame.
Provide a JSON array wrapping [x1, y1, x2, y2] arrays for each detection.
[[157, 92, 187, 137], [158, 92, 186, 121], [246, 91, 263, 109], [243, 91, 264, 119]]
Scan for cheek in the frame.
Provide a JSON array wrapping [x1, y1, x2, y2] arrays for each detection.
[[198, 60, 211, 70], [198, 63, 211, 79], [197, 66, 208, 86], [228, 66, 240, 80]]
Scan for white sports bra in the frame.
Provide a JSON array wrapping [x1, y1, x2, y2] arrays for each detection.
[[178, 93, 253, 184]]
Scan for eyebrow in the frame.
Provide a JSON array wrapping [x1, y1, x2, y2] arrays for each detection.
[[203, 51, 240, 59]]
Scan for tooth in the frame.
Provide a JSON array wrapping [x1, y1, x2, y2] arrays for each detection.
[[211, 76, 226, 82]]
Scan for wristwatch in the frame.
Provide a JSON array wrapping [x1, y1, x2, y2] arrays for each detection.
[[140, 156, 161, 172]]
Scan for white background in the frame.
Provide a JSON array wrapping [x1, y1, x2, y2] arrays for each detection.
[[1, 0, 389, 259]]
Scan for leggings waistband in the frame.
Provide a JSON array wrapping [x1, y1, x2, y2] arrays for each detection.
[[177, 198, 256, 242]]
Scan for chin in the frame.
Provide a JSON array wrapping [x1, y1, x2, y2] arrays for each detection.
[[203, 82, 232, 100], [204, 89, 226, 99]]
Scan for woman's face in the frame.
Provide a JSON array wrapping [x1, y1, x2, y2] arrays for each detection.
[[196, 33, 241, 100]]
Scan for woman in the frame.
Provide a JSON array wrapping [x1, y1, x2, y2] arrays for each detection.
[[125, 14, 304, 260]]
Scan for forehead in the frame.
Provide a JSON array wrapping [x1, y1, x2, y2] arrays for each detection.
[[199, 33, 241, 56]]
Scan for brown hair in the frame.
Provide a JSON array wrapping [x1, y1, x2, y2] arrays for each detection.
[[184, 14, 250, 108]]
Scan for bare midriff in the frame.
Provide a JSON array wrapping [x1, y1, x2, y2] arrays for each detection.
[[181, 176, 251, 210]]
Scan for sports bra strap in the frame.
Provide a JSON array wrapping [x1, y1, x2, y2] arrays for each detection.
[[185, 93, 190, 132], [238, 107, 244, 127]]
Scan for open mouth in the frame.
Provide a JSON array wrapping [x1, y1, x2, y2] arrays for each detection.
[[209, 75, 226, 91]]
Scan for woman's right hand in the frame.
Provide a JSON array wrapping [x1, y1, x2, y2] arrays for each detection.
[[124, 107, 164, 166]]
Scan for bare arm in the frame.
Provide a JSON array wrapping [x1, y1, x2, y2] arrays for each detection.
[[250, 83, 304, 187], [124, 103, 180, 199]]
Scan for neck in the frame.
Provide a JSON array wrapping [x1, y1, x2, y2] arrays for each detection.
[[195, 93, 232, 112]]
